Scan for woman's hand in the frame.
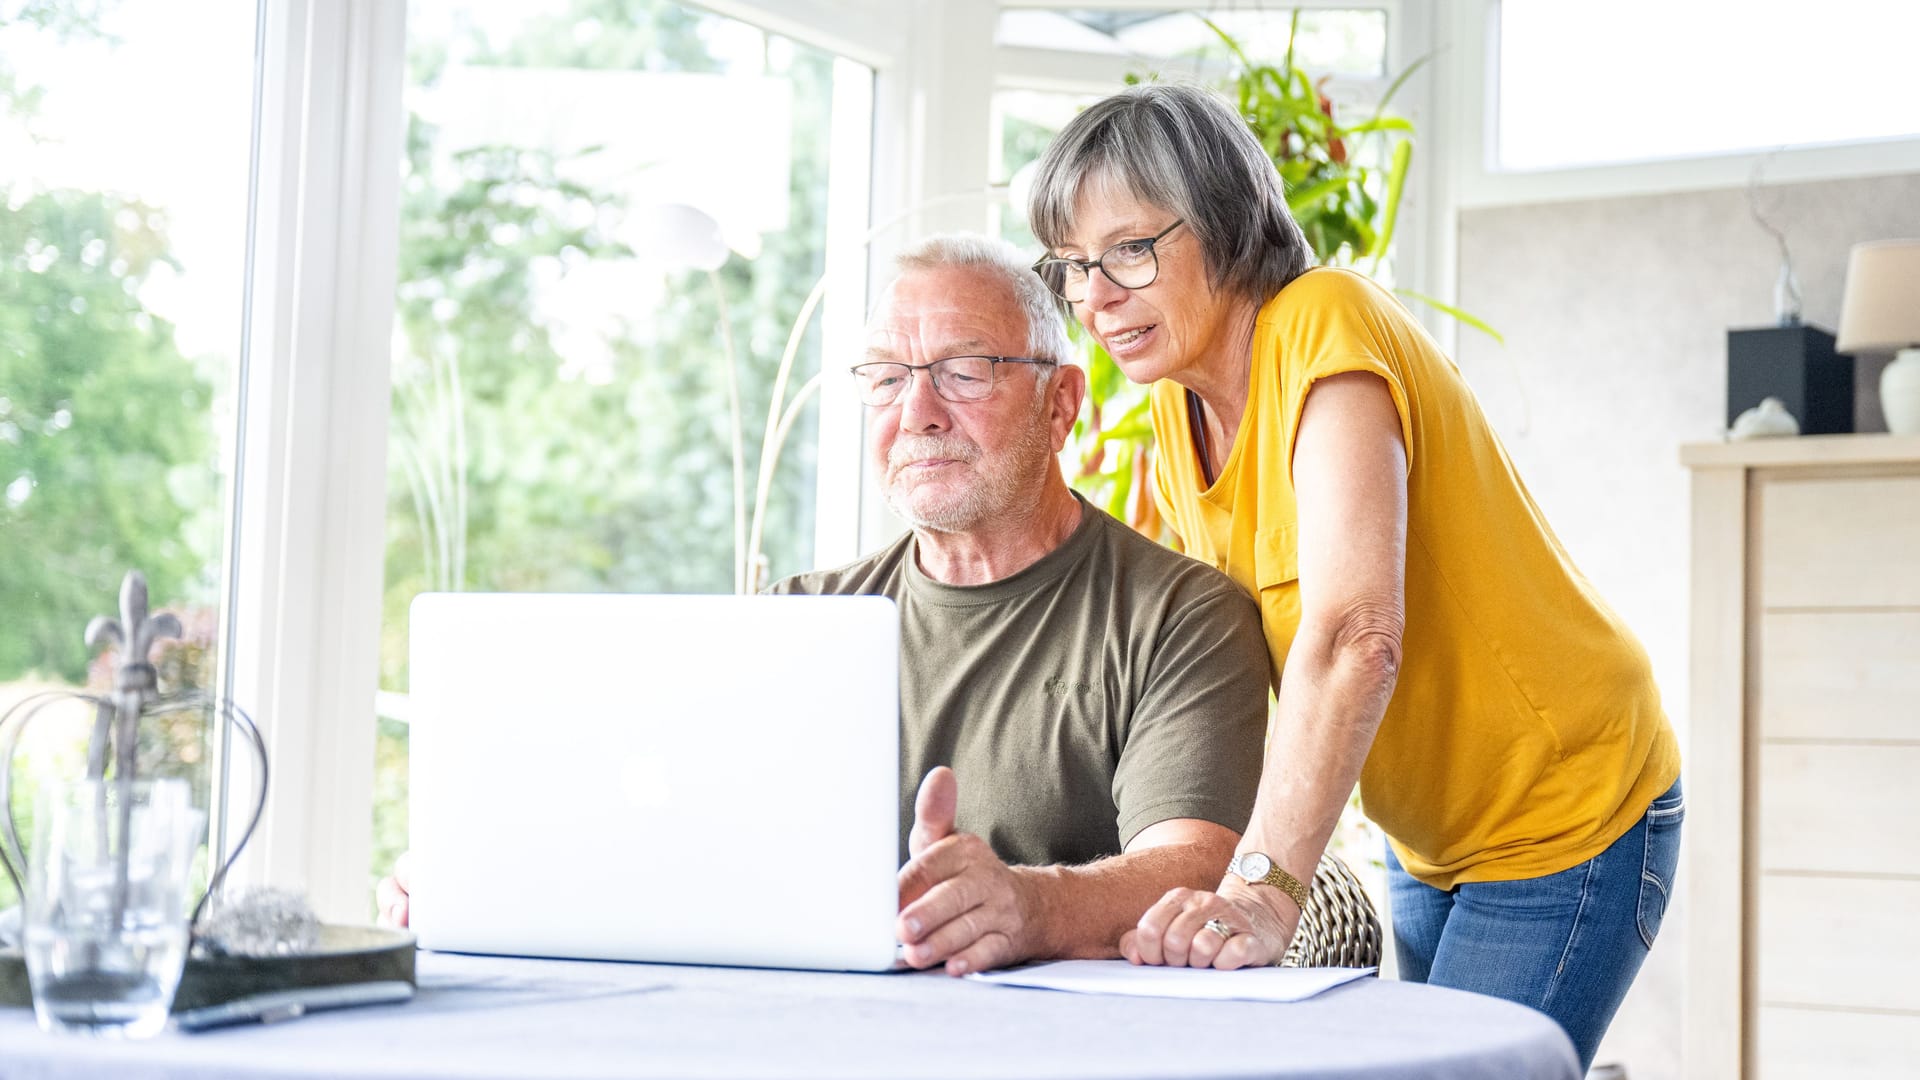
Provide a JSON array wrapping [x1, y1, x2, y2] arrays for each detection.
[[1119, 878, 1300, 969]]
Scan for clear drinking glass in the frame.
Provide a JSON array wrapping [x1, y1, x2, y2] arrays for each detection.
[[23, 778, 203, 1038]]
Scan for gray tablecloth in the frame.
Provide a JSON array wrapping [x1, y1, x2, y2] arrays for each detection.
[[0, 951, 1580, 1079]]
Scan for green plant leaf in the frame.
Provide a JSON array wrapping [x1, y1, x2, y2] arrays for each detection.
[[1094, 407, 1155, 445], [1285, 175, 1349, 215], [1106, 442, 1136, 521], [1201, 16, 1255, 71], [1337, 116, 1414, 137], [1395, 288, 1506, 345], [1368, 52, 1433, 124], [1368, 140, 1412, 266], [1086, 337, 1126, 401], [1281, 8, 1300, 82]]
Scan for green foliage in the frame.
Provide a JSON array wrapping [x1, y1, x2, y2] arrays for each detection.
[[0, 0, 116, 124], [476, 0, 718, 74], [1204, 12, 1419, 270], [0, 192, 215, 682], [1064, 328, 1163, 537], [0, 0, 219, 913]]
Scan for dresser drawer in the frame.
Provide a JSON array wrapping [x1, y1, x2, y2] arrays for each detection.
[[1759, 611, 1920, 741], [1758, 744, 1920, 874], [1756, 1006, 1920, 1080], [1757, 475, 1920, 609], [1757, 877, 1920, 1012]]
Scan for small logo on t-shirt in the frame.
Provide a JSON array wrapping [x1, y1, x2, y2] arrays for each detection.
[[1044, 676, 1094, 696]]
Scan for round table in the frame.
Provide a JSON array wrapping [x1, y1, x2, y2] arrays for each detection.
[[0, 951, 1580, 1079]]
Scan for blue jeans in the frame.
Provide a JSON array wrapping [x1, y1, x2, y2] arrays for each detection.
[[1386, 780, 1683, 1074]]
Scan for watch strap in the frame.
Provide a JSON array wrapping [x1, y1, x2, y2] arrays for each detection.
[[1233, 854, 1311, 912]]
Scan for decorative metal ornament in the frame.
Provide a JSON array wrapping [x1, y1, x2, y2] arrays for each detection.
[[0, 570, 270, 941]]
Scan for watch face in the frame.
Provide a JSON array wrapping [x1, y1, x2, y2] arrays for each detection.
[[1239, 852, 1272, 880]]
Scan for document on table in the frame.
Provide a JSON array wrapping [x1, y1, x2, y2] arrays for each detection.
[[966, 960, 1376, 1002]]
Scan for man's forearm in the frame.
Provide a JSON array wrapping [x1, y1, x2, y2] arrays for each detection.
[[1012, 835, 1239, 960]]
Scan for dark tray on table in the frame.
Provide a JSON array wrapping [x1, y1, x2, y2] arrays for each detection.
[[0, 924, 415, 1012]]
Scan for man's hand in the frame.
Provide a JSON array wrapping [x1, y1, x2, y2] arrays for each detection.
[[375, 851, 413, 929], [1119, 877, 1300, 970], [896, 767, 1041, 976]]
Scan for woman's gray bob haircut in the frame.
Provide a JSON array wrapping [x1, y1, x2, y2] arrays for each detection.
[[1028, 83, 1314, 303], [891, 233, 1072, 366]]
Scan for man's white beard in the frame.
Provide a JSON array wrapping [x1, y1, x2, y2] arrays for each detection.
[[885, 399, 1053, 533]]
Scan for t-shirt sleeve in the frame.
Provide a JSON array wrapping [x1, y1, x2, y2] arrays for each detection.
[[1111, 580, 1271, 847], [1265, 270, 1417, 479]]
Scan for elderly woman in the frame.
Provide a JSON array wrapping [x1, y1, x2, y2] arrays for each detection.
[[1026, 83, 1681, 1070]]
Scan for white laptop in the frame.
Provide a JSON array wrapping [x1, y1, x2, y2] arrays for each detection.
[[407, 592, 901, 972]]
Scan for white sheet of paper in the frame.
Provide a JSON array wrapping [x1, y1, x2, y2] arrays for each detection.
[[966, 960, 1376, 1002]]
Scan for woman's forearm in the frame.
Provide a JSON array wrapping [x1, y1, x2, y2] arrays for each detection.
[[1238, 370, 1409, 910], [1237, 614, 1401, 905]]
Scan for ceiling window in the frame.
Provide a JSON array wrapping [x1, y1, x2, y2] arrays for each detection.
[[998, 7, 1388, 79]]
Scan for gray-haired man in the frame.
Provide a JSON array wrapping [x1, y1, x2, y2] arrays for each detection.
[[767, 234, 1268, 975]]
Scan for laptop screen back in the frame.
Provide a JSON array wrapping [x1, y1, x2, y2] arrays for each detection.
[[408, 592, 900, 971]]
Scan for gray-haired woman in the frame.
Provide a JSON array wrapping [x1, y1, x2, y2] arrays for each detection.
[[1026, 82, 1681, 1072]]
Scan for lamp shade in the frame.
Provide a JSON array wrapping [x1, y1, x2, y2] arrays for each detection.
[[1835, 239, 1920, 354]]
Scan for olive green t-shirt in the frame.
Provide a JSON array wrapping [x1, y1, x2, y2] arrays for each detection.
[[769, 496, 1269, 867]]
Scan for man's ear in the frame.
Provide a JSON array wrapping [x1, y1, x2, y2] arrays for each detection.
[[1048, 362, 1088, 451]]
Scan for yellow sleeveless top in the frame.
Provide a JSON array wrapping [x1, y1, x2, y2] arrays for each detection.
[[1150, 267, 1680, 888]]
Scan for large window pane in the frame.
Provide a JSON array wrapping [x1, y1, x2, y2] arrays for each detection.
[[0, 0, 254, 907], [1498, 0, 1920, 170], [373, 0, 871, 893], [992, 88, 1098, 251]]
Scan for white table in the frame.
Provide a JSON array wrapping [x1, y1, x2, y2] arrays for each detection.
[[0, 951, 1580, 1079]]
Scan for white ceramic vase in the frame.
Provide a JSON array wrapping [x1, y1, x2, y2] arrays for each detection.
[[1881, 348, 1920, 435]]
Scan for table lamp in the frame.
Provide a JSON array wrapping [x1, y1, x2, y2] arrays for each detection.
[[1836, 238, 1920, 434]]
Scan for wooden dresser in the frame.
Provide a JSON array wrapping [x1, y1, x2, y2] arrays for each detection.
[[1682, 434, 1920, 1080]]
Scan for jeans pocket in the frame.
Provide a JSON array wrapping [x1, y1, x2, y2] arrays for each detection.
[[1636, 783, 1684, 949]]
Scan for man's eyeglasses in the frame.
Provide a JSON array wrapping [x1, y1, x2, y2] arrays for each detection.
[[848, 355, 1055, 407], [1032, 219, 1184, 304]]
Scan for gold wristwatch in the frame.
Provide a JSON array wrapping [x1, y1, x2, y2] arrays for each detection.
[[1228, 852, 1311, 912]]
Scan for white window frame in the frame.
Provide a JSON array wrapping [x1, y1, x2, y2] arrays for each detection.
[[1447, 0, 1920, 210], [220, 0, 406, 921]]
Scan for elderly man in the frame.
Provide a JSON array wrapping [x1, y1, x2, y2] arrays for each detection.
[[380, 234, 1269, 976], [764, 234, 1268, 975]]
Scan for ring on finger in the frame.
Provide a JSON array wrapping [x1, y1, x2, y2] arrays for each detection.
[[1202, 917, 1234, 941]]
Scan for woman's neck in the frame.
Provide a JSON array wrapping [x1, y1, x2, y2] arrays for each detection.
[[1174, 290, 1264, 454]]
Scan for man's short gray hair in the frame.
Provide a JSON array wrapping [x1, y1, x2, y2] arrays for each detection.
[[891, 233, 1073, 367], [1026, 82, 1314, 305]]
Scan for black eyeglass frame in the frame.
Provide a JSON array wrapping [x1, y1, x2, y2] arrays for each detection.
[[1031, 219, 1185, 303], [847, 355, 1056, 407]]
